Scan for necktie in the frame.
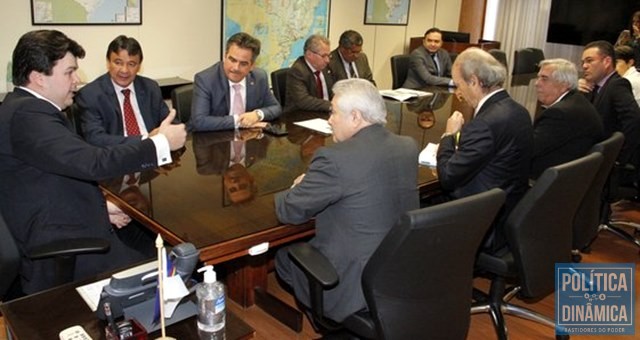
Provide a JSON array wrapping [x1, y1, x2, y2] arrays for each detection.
[[314, 71, 324, 99], [121, 89, 140, 136], [591, 85, 600, 103], [232, 84, 245, 115], [349, 63, 357, 78], [431, 54, 440, 76], [232, 141, 244, 164]]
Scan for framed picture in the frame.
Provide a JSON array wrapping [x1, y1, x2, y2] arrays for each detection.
[[364, 0, 410, 25], [222, 0, 331, 77], [31, 0, 142, 25]]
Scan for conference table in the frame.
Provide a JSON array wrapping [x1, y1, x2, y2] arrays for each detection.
[[102, 76, 539, 330]]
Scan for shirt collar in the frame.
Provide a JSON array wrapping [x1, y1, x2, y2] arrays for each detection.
[[17, 86, 61, 111]]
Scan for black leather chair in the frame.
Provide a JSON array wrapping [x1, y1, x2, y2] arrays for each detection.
[[288, 188, 506, 339], [512, 47, 543, 75], [270, 67, 289, 107], [0, 211, 110, 301], [489, 49, 508, 69], [170, 84, 194, 123], [572, 132, 625, 261], [390, 54, 411, 89], [472, 152, 602, 340]]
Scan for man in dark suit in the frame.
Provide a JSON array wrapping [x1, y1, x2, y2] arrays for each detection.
[[403, 27, 454, 88], [531, 58, 604, 179], [275, 79, 419, 322], [579, 40, 640, 165], [75, 35, 170, 146], [191, 32, 281, 131], [284, 34, 335, 113], [328, 30, 375, 85], [437, 48, 533, 251], [0, 30, 187, 294]]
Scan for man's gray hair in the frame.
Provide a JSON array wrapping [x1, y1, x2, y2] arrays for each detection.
[[304, 34, 330, 53], [455, 47, 506, 88], [538, 58, 578, 90], [332, 79, 387, 125]]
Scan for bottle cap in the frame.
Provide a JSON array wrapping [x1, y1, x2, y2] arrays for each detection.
[[197, 265, 216, 283]]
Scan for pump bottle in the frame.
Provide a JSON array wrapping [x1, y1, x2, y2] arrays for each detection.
[[196, 265, 226, 340]]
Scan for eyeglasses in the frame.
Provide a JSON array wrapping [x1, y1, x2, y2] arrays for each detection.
[[311, 50, 330, 59]]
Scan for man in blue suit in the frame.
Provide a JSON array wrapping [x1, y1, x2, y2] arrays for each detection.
[[190, 32, 281, 131], [75, 35, 170, 146]]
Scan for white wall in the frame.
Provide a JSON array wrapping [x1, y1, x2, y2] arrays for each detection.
[[0, 0, 461, 92]]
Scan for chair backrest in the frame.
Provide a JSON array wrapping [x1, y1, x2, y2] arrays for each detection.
[[390, 54, 411, 89], [512, 48, 541, 75], [572, 132, 624, 249], [0, 211, 20, 300], [361, 188, 506, 339], [506, 152, 602, 298], [489, 49, 508, 69], [170, 84, 194, 123], [270, 68, 289, 107]]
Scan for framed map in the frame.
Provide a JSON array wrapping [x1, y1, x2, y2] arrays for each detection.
[[364, 0, 410, 25], [31, 0, 142, 25], [223, 0, 331, 76]]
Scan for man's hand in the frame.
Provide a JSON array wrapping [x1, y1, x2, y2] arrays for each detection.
[[445, 111, 464, 134], [158, 109, 187, 150], [107, 200, 131, 229], [578, 78, 594, 93], [238, 111, 261, 128]]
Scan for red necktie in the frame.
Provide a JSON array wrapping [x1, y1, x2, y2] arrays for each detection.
[[121, 89, 140, 136], [314, 71, 324, 99]]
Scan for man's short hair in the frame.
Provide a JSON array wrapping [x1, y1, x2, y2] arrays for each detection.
[[584, 40, 615, 59], [12, 30, 85, 87], [339, 30, 363, 49], [615, 45, 635, 63], [454, 47, 506, 89], [332, 78, 386, 125], [106, 35, 143, 61], [424, 27, 442, 37], [226, 32, 261, 62], [539, 58, 579, 90], [304, 34, 330, 53]]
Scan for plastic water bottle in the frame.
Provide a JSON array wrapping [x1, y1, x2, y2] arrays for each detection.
[[196, 265, 226, 340]]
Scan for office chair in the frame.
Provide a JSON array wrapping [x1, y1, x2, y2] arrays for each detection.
[[572, 132, 625, 261], [489, 49, 508, 70], [270, 67, 289, 107], [512, 48, 541, 75], [390, 54, 411, 89], [472, 152, 602, 340], [0, 211, 110, 301], [288, 188, 506, 339], [170, 84, 194, 123]]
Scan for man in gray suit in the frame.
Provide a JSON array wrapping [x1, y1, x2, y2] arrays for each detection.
[[403, 27, 455, 88], [328, 30, 375, 85], [190, 32, 281, 131], [275, 79, 419, 322]]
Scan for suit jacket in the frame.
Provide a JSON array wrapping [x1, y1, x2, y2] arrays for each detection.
[[75, 73, 169, 146], [0, 89, 160, 294], [190, 63, 281, 131], [328, 49, 375, 85], [437, 90, 533, 248], [531, 90, 604, 179], [275, 124, 419, 322], [284, 56, 334, 113], [589, 72, 640, 164], [403, 46, 452, 88]]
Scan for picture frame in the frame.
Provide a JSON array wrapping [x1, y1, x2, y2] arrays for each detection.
[[31, 0, 142, 25], [364, 0, 411, 26]]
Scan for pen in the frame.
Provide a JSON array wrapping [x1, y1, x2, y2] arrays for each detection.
[[104, 301, 118, 337]]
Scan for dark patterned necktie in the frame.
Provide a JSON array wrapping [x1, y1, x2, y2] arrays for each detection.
[[314, 71, 324, 99]]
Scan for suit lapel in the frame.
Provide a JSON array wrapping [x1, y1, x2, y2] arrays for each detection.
[[100, 75, 125, 134], [245, 72, 257, 109], [133, 78, 153, 129]]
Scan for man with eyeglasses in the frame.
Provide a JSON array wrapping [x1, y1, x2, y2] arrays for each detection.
[[76, 35, 170, 146], [191, 32, 281, 131], [328, 30, 375, 85], [579, 40, 640, 165], [284, 34, 334, 113]]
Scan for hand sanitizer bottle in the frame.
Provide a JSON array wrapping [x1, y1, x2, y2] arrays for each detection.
[[196, 265, 226, 340]]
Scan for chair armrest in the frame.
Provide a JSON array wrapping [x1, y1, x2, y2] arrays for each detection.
[[288, 243, 338, 289], [29, 238, 110, 260]]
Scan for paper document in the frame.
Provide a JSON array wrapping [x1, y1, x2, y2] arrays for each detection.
[[419, 143, 439, 167], [380, 88, 432, 102], [294, 118, 332, 135]]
